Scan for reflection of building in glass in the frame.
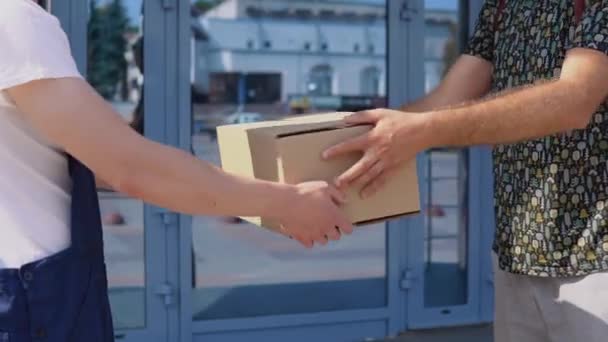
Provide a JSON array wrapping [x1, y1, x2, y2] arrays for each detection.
[[88, 0, 144, 122], [191, 0, 457, 113], [307, 64, 334, 96], [360, 65, 381, 95]]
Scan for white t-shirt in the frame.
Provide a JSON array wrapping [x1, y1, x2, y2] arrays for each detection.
[[0, 0, 82, 268]]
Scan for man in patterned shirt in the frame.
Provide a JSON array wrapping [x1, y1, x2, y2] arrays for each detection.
[[324, 1, 608, 341]]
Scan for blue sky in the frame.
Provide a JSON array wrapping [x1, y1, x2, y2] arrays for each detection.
[[122, 0, 456, 23]]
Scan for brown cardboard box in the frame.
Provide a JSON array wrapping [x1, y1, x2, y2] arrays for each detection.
[[217, 112, 420, 230]]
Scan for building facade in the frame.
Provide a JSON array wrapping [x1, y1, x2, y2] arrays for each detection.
[[192, 0, 457, 114]]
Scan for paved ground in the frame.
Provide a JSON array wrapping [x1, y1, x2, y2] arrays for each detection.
[[389, 324, 493, 342]]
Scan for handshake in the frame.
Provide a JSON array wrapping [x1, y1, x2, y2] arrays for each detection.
[[218, 109, 422, 249]]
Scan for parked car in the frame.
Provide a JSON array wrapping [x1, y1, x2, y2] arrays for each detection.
[[224, 112, 263, 125]]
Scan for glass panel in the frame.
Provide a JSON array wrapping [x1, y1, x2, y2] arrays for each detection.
[[88, 0, 145, 329], [190, 0, 388, 320], [422, 0, 468, 308]]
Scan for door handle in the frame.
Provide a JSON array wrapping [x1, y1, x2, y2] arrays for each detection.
[[399, 0, 419, 23], [162, 0, 176, 10]]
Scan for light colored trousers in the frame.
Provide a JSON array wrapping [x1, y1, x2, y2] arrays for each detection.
[[494, 256, 608, 342]]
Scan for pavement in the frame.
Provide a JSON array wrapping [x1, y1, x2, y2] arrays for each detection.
[[388, 324, 493, 342]]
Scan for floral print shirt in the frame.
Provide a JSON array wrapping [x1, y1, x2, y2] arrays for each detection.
[[466, 0, 608, 276]]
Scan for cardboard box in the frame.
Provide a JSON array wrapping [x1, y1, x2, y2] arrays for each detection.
[[217, 112, 420, 230]]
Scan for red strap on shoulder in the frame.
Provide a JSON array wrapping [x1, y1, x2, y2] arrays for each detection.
[[494, 0, 506, 31], [575, 0, 585, 23]]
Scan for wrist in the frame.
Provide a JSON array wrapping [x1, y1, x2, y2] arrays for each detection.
[[260, 182, 295, 221], [397, 111, 441, 151], [422, 111, 450, 148]]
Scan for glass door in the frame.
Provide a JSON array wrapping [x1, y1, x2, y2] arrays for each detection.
[[53, 1, 172, 340], [404, 0, 489, 329], [180, 0, 402, 341]]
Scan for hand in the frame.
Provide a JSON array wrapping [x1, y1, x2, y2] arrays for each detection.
[[277, 181, 353, 248], [323, 109, 430, 198]]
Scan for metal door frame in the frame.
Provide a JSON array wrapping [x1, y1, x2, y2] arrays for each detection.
[[54, 1, 176, 340], [403, 0, 495, 329], [176, 0, 409, 341]]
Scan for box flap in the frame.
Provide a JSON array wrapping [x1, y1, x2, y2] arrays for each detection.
[[216, 112, 353, 138]]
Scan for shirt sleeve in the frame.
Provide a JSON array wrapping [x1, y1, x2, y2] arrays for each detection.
[[464, 0, 499, 62], [571, 2, 608, 56], [0, 1, 82, 91]]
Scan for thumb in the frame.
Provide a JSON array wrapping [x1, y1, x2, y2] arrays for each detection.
[[344, 110, 381, 125]]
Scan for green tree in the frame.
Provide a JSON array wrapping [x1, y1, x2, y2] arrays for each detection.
[[193, 0, 223, 14], [87, 0, 129, 100]]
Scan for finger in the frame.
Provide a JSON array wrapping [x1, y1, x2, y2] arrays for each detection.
[[361, 168, 395, 199], [335, 212, 354, 235], [336, 152, 377, 187], [344, 110, 381, 125], [322, 133, 371, 160], [291, 232, 313, 248], [327, 185, 348, 205], [314, 234, 329, 246], [356, 160, 385, 191], [278, 224, 292, 238], [325, 227, 341, 241], [299, 238, 314, 249]]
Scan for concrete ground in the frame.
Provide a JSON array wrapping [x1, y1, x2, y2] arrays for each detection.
[[388, 324, 493, 342]]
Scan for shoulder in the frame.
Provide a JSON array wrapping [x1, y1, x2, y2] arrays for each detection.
[[0, 0, 59, 33], [0, 0, 67, 49], [0, 0, 37, 18]]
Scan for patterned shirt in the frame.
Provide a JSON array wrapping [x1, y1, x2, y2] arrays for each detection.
[[466, 0, 608, 276]]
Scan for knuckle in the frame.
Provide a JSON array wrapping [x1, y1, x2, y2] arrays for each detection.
[[368, 133, 380, 143]]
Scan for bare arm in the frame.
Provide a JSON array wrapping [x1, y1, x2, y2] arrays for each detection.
[[324, 48, 608, 196], [8, 78, 352, 247], [401, 54, 494, 112], [428, 48, 608, 147]]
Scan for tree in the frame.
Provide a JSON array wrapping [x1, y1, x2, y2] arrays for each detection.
[[87, 0, 129, 100], [193, 0, 223, 14]]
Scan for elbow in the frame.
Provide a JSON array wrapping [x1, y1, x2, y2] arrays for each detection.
[[568, 111, 594, 130], [108, 167, 145, 198], [558, 79, 601, 130]]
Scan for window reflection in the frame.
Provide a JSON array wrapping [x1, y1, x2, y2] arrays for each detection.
[[190, 0, 388, 320], [88, 0, 146, 329], [361, 66, 382, 96], [308, 65, 333, 96], [422, 0, 468, 308]]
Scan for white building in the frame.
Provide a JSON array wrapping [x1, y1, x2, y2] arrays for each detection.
[[191, 0, 457, 111]]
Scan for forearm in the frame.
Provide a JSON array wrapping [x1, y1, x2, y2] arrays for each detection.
[[401, 88, 449, 112], [401, 55, 494, 113], [9, 78, 291, 220], [116, 139, 290, 218], [95, 176, 114, 191], [426, 79, 596, 148]]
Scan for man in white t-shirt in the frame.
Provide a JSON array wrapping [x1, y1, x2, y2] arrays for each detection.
[[0, 1, 351, 339]]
